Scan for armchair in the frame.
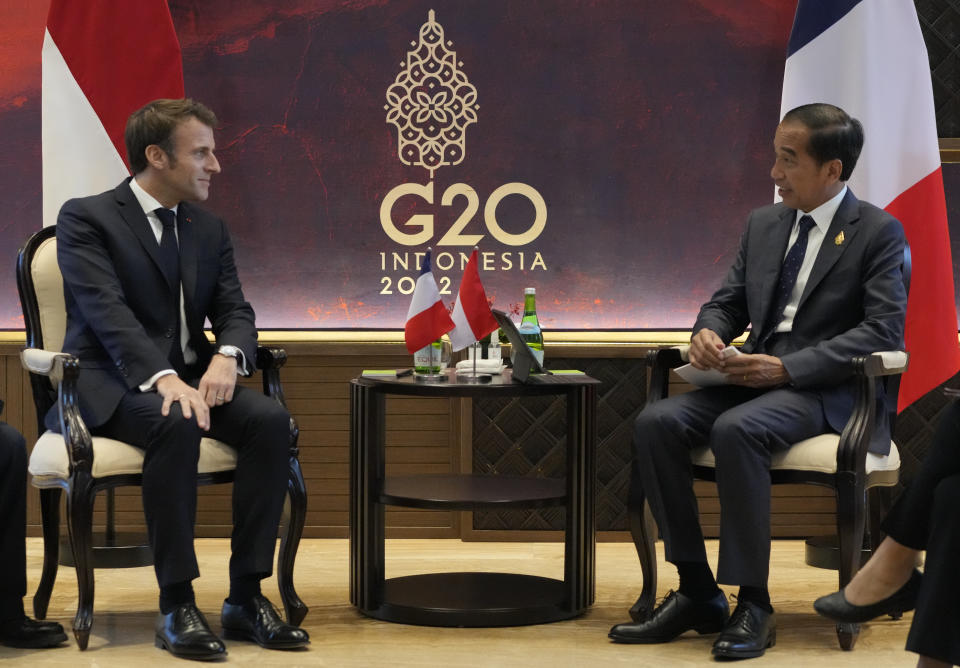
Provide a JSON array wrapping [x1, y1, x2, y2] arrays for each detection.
[[16, 225, 308, 649]]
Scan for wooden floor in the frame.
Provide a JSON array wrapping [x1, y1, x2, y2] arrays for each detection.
[[0, 538, 917, 666]]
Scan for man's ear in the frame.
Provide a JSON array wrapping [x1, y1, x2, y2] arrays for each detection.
[[144, 144, 168, 170], [825, 158, 843, 183]]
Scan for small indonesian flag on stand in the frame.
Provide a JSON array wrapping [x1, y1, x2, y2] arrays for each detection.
[[448, 249, 499, 351], [404, 249, 455, 354]]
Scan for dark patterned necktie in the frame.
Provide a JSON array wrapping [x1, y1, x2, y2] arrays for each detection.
[[154, 208, 186, 372], [154, 207, 180, 288], [760, 214, 816, 345]]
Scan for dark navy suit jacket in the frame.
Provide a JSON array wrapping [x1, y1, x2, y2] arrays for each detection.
[[693, 189, 907, 454], [48, 178, 257, 430]]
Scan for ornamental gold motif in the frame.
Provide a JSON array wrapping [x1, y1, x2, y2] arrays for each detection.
[[385, 10, 479, 178]]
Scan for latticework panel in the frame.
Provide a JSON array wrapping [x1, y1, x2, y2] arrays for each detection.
[[917, 0, 960, 136], [472, 358, 647, 531]]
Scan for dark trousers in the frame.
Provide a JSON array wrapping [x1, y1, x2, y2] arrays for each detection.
[[93, 384, 290, 589], [0, 423, 27, 621], [633, 385, 828, 588], [882, 399, 960, 665]]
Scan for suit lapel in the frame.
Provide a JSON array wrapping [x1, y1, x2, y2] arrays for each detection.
[[115, 180, 176, 290], [755, 207, 796, 330], [797, 189, 861, 312], [177, 203, 199, 321]]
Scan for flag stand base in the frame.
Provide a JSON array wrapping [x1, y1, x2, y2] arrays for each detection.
[[456, 372, 492, 384], [414, 373, 448, 383]]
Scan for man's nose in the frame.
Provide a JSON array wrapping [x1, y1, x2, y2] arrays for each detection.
[[207, 153, 221, 173]]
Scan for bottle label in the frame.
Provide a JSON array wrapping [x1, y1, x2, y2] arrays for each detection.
[[413, 343, 442, 373]]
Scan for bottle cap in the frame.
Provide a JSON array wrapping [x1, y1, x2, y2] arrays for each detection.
[[524, 287, 536, 295]]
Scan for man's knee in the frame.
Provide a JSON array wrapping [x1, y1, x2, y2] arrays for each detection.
[[254, 399, 291, 439], [634, 401, 680, 446], [709, 410, 760, 462], [151, 408, 203, 456], [932, 474, 960, 512]]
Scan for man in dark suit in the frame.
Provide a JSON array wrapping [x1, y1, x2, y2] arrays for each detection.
[[609, 103, 907, 659], [0, 412, 67, 649], [53, 99, 308, 660]]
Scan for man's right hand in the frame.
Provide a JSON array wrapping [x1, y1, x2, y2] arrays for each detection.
[[689, 328, 727, 370], [155, 375, 210, 431]]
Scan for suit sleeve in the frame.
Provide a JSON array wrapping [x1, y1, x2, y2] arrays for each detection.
[[692, 212, 754, 344], [56, 199, 173, 388], [780, 216, 907, 388], [205, 219, 257, 374]]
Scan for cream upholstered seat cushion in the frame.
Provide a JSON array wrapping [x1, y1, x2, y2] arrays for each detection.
[[28, 430, 238, 481], [690, 434, 900, 475]]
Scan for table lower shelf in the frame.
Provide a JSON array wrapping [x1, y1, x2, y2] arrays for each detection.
[[359, 572, 580, 626]]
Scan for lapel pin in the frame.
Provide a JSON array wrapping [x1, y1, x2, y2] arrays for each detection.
[[834, 231, 844, 246]]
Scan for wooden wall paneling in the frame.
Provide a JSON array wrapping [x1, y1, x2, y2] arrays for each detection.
[[0, 338, 926, 541]]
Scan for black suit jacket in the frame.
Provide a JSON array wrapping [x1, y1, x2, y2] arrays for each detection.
[[693, 189, 907, 454], [48, 178, 257, 430]]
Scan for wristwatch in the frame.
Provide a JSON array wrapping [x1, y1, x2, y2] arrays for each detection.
[[217, 345, 242, 363]]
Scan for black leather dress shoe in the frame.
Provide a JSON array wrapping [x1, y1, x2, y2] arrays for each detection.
[[711, 600, 776, 660], [608, 590, 729, 644], [155, 603, 226, 660], [0, 616, 68, 648], [813, 568, 921, 623], [221, 594, 309, 649]]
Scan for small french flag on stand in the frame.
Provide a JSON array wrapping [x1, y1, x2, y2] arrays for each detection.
[[448, 249, 498, 352], [404, 249, 455, 354]]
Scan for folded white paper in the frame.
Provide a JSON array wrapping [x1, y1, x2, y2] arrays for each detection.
[[673, 346, 740, 387]]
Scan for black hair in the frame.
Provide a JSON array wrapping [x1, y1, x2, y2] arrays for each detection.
[[782, 103, 864, 181]]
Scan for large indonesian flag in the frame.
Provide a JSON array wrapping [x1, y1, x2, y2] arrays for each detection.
[[42, 1, 184, 228], [780, 0, 960, 410]]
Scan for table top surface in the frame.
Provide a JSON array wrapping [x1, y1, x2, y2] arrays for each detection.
[[352, 368, 599, 397]]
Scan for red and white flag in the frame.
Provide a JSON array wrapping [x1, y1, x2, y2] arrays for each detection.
[[448, 249, 498, 351], [780, 0, 960, 410], [404, 250, 455, 353], [42, 1, 184, 227]]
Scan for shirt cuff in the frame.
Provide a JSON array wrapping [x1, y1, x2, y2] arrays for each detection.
[[139, 369, 177, 392]]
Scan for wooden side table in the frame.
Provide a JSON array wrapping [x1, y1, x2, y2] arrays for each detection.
[[349, 369, 599, 626]]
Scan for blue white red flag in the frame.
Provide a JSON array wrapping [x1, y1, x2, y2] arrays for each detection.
[[448, 249, 498, 351], [42, 1, 184, 227], [780, 0, 960, 410], [404, 250, 455, 354]]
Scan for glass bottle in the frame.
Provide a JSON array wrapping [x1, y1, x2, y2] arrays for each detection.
[[518, 287, 544, 365], [413, 339, 443, 374]]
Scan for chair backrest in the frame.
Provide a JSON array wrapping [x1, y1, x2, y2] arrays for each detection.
[[16, 225, 65, 433]]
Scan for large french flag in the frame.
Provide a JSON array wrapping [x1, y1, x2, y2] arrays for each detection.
[[42, 1, 184, 228], [448, 249, 499, 351], [404, 250, 455, 354], [780, 0, 960, 410]]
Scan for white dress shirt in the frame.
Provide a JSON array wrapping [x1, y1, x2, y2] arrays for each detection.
[[129, 178, 196, 390], [774, 185, 848, 333]]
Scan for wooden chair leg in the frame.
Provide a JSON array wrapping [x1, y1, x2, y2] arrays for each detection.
[[834, 475, 866, 651], [32, 488, 62, 620], [278, 455, 308, 627], [628, 487, 658, 623], [65, 476, 96, 650]]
